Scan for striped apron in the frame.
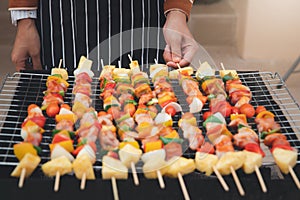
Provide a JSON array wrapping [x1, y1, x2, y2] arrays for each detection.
[[37, 0, 166, 72]]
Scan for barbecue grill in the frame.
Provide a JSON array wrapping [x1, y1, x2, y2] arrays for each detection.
[[0, 71, 300, 200]]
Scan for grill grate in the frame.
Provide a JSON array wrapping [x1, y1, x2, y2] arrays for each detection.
[[0, 71, 299, 171]]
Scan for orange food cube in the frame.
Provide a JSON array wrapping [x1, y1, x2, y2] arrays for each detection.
[[144, 140, 163, 153], [49, 140, 74, 153], [13, 142, 37, 161]]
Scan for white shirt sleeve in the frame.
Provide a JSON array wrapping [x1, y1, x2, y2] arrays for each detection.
[[11, 10, 37, 26]]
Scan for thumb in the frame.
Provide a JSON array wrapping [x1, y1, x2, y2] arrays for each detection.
[[169, 39, 182, 63], [31, 53, 42, 70]]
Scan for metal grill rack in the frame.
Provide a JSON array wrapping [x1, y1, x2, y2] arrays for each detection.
[[0, 71, 299, 172]]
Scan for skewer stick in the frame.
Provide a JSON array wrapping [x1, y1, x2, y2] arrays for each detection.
[[131, 162, 139, 186], [111, 177, 119, 200], [54, 171, 60, 192], [156, 170, 165, 189], [177, 172, 190, 200], [212, 166, 229, 191], [58, 59, 63, 69], [118, 60, 122, 69], [198, 60, 202, 66], [154, 58, 158, 65], [176, 63, 181, 69], [101, 59, 104, 69], [80, 173, 87, 190], [288, 165, 300, 189], [18, 168, 26, 188], [230, 166, 245, 196], [220, 63, 225, 71], [128, 54, 133, 63], [254, 165, 267, 193]]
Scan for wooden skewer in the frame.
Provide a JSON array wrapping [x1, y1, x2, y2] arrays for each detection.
[[118, 60, 122, 69], [254, 165, 267, 193], [212, 166, 229, 192], [177, 172, 190, 200], [230, 166, 245, 196], [288, 165, 300, 189], [131, 162, 139, 186], [58, 59, 63, 69], [80, 173, 87, 190], [111, 177, 119, 200], [156, 170, 165, 189], [101, 59, 104, 68], [176, 63, 181, 69], [220, 62, 225, 71], [154, 58, 158, 65], [128, 54, 133, 63], [54, 171, 60, 192], [198, 60, 202, 66], [18, 168, 26, 188]]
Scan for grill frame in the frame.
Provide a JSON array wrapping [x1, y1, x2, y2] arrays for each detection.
[[0, 71, 299, 171]]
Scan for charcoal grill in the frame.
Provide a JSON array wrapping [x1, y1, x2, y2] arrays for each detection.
[[0, 71, 300, 200]]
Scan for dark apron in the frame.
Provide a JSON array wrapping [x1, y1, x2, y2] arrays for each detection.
[[37, 0, 166, 71]]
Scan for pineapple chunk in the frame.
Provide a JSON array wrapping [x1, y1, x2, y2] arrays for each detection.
[[242, 150, 262, 174], [11, 153, 41, 178], [273, 148, 297, 174], [102, 156, 128, 180], [195, 152, 218, 176], [169, 67, 194, 80], [51, 68, 68, 80], [165, 156, 196, 178], [143, 158, 168, 179], [219, 70, 238, 79], [119, 144, 142, 168], [216, 152, 246, 175], [73, 154, 95, 180], [42, 156, 72, 177]]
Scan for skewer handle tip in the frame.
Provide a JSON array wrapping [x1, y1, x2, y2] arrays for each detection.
[[54, 171, 60, 192], [213, 166, 229, 192], [289, 165, 300, 190], [177, 172, 190, 200], [156, 170, 165, 189], [80, 173, 87, 190], [18, 168, 26, 188], [131, 162, 139, 186], [230, 166, 245, 196]]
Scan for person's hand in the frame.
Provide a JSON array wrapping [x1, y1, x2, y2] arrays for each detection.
[[163, 10, 198, 68], [11, 18, 42, 71]]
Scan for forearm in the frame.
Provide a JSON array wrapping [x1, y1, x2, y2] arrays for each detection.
[[8, 0, 39, 10]]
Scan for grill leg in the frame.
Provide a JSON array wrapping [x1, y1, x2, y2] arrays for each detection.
[[278, 56, 300, 88]]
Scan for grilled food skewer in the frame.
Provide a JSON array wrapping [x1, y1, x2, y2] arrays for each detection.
[[220, 63, 268, 193]]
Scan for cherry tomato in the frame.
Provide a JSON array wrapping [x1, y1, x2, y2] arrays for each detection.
[[46, 103, 60, 117], [124, 103, 136, 117], [165, 105, 176, 117], [202, 111, 212, 121], [239, 103, 255, 118], [231, 107, 240, 114], [60, 104, 71, 110], [255, 105, 266, 115]]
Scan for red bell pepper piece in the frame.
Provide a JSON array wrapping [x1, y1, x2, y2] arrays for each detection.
[[52, 134, 70, 144], [244, 143, 265, 157]]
